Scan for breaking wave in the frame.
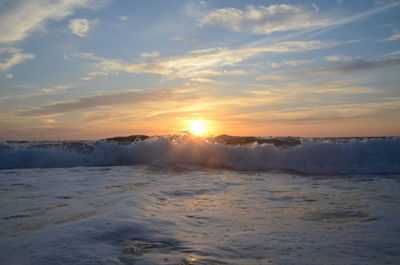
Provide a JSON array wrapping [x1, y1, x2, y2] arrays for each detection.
[[1, 136, 399, 174]]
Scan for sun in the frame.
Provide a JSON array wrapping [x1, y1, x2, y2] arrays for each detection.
[[189, 120, 207, 136]]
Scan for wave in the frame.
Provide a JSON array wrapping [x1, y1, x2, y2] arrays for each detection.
[[1, 136, 399, 174]]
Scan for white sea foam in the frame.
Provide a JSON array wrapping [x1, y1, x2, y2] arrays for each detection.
[[1, 136, 399, 174]]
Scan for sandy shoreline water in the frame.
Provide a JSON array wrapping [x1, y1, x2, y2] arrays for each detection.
[[1, 165, 399, 264]]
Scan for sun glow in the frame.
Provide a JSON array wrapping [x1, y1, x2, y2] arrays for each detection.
[[188, 120, 207, 136]]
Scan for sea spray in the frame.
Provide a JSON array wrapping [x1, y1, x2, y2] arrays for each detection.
[[1, 136, 399, 174]]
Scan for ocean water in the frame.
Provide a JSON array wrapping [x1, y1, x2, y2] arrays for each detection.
[[0, 137, 400, 264]]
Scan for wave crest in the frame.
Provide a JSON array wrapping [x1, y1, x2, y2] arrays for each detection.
[[1, 136, 399, 174]]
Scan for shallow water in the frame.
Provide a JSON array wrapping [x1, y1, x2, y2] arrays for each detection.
[[1, 165, 399, 264]]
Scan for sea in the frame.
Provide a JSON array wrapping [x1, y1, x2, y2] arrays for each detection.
[[0, 136, 399, 265]]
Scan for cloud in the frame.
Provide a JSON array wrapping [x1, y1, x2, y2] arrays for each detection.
[[324, 54, 357, 62], [70, 52, 102, 60], [382, 33, 400, 41], [311, 4, 320, 13], [41, 119, 56, 124], [80, 71, 110, 80], [263, 101, 400, 124], [88, 71, 109, 76], [199, 4, 332, 34], [119, 16, 128, 21], [310, 2, 400, 37], [0, 0, 103, 43], [271, 60, 312, 68], [244, 78, 379, 101], [384, 50, 400, 57], [69, 18, 96, 37], [0, 85, 72, 101], [217, 97, 400, 127], [0, 47, 35, 73], [140, 51, 160, 58], [258, 57, 400, 80], [169, 37, 199, 44], [324, 58, 400, 73], [15, 88, 203, 116], [199, 1, 400, 35], [73, 40, 351, 80], [297, 79, 379, 95]]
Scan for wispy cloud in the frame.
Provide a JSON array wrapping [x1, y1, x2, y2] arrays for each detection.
[[298, 79, 379, 95], [0, 0, 103, 43], [69, 18, 96, 37], [15, 88, 203, 116], [0, 47, 35, 73], [0, 85, 72, 101], [169, 37, 199, 44], [220, 99, 400, 126], [323, 58, 400, 73], [140, 51, 160, 58], [80, 71, 111, 80], [382, 32, 400, 41], [199, 4, 332, 34], [309, 2, 400, 37], [384, 50, 400, 57], [73, 40, 352, 80], [70, 52, 103, 60], [258, 57, 400, 80], [271, 60, 313, 68], [324, 54, 359, 62]]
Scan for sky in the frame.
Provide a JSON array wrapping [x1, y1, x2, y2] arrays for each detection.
[[0, 0, 400, 140]]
